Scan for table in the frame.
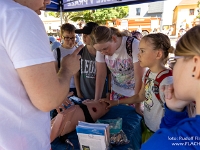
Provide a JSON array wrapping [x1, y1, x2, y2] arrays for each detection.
[[51, 104, 142, 150]]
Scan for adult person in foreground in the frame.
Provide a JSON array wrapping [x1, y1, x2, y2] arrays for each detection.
[[0, 0, 82, 150], [142, 25, 200, 149]]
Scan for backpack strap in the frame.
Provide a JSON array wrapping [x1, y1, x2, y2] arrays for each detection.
[[78, 47, 83, 56], [144, 69, 151, 84], [144, 69, 172, 108], [56, 48, 61, 69], [153, 69, 172, 108], [78, 47, 83, 74], [126, 36, 135, 58]]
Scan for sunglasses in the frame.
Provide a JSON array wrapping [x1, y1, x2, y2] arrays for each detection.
[[62, 36, 75, 41], [167, 56, 183, 69]]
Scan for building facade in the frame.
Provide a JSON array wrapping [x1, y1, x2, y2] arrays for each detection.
[[172, 0, 199, 36], [128, 0, 181, 33], [39, 11, 62, 36]]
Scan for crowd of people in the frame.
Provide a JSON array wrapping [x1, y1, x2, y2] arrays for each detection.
[[1, 0, 200, 150]]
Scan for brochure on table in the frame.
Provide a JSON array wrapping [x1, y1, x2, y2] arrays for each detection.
[[76, 121, 110, 150]]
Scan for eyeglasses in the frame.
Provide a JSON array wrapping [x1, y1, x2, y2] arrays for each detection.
[[62, 36, 75, 41], [167, 56, 183, 69]]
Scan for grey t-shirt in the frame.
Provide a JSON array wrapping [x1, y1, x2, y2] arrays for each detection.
[[80, 46, 107, 99]]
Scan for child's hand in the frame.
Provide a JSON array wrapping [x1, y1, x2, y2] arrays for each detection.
[[99, 98, 118, 109], [162, 84, 191, 112]]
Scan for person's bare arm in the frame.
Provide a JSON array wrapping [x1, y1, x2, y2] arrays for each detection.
[[95, 62, 107, 100], [54, 61, 59, 73], [133, 62, 145, 114], [74, 71, 83, 98], [17, 46, 83, 112], [106, 73, 112, 99], [101, 83, 146, 109], [133, 62, 144, 96], [122, 83, 145, 104]]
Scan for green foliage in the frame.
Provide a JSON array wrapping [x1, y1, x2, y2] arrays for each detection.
[[197, 1, 200, 19], [47, 6, 128, 25], [47, 11, 80, 23]]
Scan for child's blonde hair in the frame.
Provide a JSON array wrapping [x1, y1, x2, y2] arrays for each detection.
[[90, 26, 122, 45]]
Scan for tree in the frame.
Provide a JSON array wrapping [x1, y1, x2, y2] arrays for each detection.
[[48, 11, 82, 23], [48, 6, 128, 25], [197, 1, 200, 19]]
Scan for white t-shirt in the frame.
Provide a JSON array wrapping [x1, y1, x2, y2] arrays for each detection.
[[0, 1, 55, 150], [96, 36, 139, 97], [53, 46, 76, 88], [143, 69, 173, 132]]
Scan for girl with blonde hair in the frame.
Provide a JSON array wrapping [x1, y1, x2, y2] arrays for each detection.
[[101, 33, 174, 142], [92, 26, 144, 115], [142, 25, 200, 149]]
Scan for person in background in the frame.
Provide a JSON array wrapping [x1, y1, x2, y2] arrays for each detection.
[[100, 33, 174, 143], [74, 22, 110, 99], [177, 28, 186, 42], [75, 34, 83, 47], [121, 29, 132, 36], [142, 25, 200, 150], [53, 23, 78, 96], [91, 26, 145, 115], [49, 36, 56, 44], [132, 31, 143, 41], [0, 0, 82, 150], [49, 36, 57, 51], [51, 41, 61, 51]]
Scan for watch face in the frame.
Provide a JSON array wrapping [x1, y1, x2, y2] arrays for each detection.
[[82, 145, 90, 150]]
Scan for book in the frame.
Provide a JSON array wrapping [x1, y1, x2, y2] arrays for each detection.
[[76, 121, 110, 150]]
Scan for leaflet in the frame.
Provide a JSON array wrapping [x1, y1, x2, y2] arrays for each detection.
[[76, 121, 110, 150]]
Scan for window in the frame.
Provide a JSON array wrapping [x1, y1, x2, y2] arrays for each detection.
[[189, 9, 194, 15], [136, 8, 141, 16]]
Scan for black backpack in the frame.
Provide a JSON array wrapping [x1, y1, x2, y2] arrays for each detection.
[[126, 36, 135, 58], [56, 48, 61, 69]]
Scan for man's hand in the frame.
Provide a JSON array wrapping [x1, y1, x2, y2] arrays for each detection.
[[162, 84, 191, 112], [61, 45, 83, 76], [56, 92, 74, 112]]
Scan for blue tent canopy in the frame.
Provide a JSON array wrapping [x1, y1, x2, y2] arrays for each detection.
[[46, 0, 165, 12]]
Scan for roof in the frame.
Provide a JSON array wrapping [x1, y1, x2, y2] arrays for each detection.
[[178, 0, 199, 6], [148, 1, 164, 13]]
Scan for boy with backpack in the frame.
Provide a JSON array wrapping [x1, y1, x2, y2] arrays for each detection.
[[53, 23, 78, 96]]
